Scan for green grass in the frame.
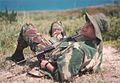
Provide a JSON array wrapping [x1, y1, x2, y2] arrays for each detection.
[[104, 40, 120, 48]]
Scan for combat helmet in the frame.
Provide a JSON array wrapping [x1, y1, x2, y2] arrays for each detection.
[[85, 12, 110, 41]]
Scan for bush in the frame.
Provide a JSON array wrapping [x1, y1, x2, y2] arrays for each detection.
[[103, 17, 120, 41], [0, 8, 17, 23], [103, 17, 120, 47]]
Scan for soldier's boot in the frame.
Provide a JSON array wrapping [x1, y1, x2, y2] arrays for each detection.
[[11, 44, 25, 62], [11, 32, 28, 62]]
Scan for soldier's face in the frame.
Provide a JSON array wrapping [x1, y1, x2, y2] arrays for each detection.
[[52, 28, 63, 40], [80, 21, 96, 40]]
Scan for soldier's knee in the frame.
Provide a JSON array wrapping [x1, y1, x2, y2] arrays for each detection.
[[17, 23, 36, 48]]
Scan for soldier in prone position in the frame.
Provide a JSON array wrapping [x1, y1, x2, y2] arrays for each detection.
[[11, 12, 109, 82]]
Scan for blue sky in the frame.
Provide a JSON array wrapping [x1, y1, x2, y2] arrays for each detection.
[[0, 0, 119, 11]]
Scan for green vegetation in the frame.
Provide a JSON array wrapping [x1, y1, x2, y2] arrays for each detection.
[[103, 16, 120, 48], [0, 4, 120, 63], [0, 8, 17, 23]]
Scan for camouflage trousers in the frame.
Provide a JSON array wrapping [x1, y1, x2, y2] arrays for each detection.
[[18, 23, 53, 52]]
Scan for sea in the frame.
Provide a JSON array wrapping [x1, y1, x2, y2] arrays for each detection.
[[0, 0, 120, 11]]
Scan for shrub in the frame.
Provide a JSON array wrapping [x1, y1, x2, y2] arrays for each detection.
[[103, 17, 120, 41], [0, 8, 17, 23]]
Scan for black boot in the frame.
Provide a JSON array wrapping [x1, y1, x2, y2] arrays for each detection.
[[11, 43, 25, 62], [11, 27, 29, 62]]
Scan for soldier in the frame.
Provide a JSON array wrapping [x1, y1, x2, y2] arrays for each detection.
[[39, 13, 109, 82], [11, 12, 109, 82]]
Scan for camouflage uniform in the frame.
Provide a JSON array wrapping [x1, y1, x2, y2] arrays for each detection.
[[48, 13, 109, 82], [18, 23, 52, 52], [11, 13, 109, 82]]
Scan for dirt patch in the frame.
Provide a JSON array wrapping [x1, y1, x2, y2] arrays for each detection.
[[0, 45, 120, 83], [102, 46, 120, 83]]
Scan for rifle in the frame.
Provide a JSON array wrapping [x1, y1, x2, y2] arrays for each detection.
[[13, 33, 81, 65]]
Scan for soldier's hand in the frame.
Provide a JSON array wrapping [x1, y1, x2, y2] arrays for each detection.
[[40, 60, 55, 72], [40, 60, 48, 69]]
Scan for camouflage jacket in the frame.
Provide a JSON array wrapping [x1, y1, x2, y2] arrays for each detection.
[[50, 39, 102, 82]]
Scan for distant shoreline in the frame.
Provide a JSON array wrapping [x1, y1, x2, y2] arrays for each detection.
[[2, 4, 111, 13]]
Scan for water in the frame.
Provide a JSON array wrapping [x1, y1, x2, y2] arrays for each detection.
[[0, 0, 120, 11]]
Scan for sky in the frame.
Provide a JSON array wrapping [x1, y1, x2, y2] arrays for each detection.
[[0, 0, 119, 11]]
